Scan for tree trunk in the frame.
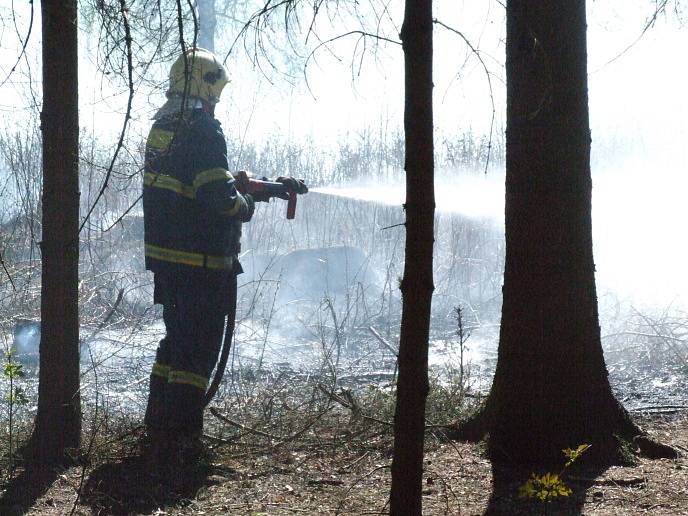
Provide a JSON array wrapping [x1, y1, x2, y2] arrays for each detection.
[[486, 0, 649, 465], [197, 0, 217, 52], [390, 1, 434, 514], [31, 0, 82, 465]]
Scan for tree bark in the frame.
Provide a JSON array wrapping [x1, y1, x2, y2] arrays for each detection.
[[464, 0, 676, 465], [390, 1, 434, 514], [31, 0, 82, 465]]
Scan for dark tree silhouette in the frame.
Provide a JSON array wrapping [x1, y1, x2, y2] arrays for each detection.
[[30, 0, 82, 464], [455, 0, 677, 465], [390, 0, 434, 513]]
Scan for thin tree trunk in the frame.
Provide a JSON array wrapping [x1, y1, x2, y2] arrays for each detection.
[[197, 0, 217, 52], [31, 0, 82, 465], [390, 0, 434, 513]]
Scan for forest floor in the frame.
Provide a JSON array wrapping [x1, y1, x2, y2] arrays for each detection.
[[0, 409, 686, 515]]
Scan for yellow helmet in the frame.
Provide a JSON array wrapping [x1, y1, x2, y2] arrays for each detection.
[[168, 47, 229, 104]]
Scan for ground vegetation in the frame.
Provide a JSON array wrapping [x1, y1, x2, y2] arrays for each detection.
[[0, 374, 685, 514]]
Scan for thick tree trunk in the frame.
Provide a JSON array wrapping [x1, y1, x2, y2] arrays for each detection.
[[390, 1, 434, 514], [484, 0, 659, 465], [31, 0, 82, 465], [450, 0, 677, 465]]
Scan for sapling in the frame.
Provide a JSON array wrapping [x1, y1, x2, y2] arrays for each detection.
[[455, 305, 471, 394], [518, 444, 591, 502], [3, 348, 28, 476]]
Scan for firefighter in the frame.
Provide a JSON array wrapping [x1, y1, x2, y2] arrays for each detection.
[[142, 47, 304, 467]]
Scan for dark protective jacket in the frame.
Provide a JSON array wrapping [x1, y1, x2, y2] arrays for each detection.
[[143, 108, 251, 273]]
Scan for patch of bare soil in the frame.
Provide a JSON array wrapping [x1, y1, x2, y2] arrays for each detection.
[[2, 412, 686, 515]]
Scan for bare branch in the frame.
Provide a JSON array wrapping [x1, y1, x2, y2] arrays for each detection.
[[595, 0, 682, 69], [303, 30, 400, 98], [0, 249, 16, 292], [0, 0, 35, 90], [433, 18, 497, 174], [79, 0, 136, 234]]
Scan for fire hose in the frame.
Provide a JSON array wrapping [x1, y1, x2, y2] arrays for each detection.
[[204, 174, 307, 406], [204, 271, 237, 407]]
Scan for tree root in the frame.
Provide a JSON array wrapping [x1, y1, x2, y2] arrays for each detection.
[[444, 402, 491, 443], [446, 404, 682, 464], [633, 435, 680, 460], [617, 413, 681, 460]]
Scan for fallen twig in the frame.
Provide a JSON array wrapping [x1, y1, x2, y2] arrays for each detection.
[[632, 308, 688, 369], [209, 407, 280, 440], [368, 326, 398, 356], [341, 450, 372, 471], [210, 404, 334, 450], [630, 405, 688, 414], [308, 478, 344, 486], [317, 383, 392, 427], [335, 463, 391, 514]]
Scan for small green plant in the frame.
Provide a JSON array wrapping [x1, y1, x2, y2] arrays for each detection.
[[518, 444, 591, 502], [563, 443, 591, 466], [4, 348, 28, 475]]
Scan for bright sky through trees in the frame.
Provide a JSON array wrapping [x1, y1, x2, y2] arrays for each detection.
[[0, 0, 686, 307], [1, 1, 685, 145]]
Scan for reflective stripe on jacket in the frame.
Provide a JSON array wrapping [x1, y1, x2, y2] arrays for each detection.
[[143, 109, 248, 272]]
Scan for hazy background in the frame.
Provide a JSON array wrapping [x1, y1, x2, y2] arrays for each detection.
[[1, 0, 686, 310]]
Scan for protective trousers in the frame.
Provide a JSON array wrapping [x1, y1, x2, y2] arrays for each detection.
[[145, 269, 236, 436]]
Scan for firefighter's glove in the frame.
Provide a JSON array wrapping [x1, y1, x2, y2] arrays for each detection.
[[251, 190, 272, 203], [276, 177, 308, 198], [241, 193, 255, 222]]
